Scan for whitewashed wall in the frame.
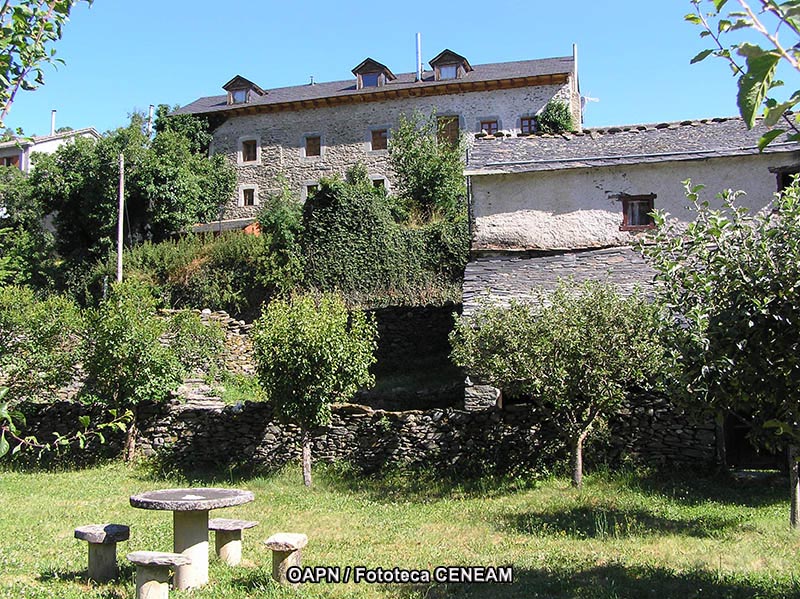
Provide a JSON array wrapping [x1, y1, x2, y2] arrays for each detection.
[[470, 152, 799, 251]]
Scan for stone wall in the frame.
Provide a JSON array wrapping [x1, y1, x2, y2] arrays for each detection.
[[172, 304, 461, 381], [212, 81, 575, 219], [21, 394, 717, 474]]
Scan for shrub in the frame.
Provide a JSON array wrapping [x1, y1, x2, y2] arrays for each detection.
[[536, 100, 574, 134], [0, 286, 84, 404], [301, 172, 468, 306], [251, 292, 377, 485]]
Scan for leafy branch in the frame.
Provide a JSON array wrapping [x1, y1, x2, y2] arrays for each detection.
[[0, 0, 91, 129], [686, 0, 800, 148], [0, 386, 133, 458]]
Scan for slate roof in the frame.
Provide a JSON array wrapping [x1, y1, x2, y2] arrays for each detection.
[[465, 117, 800, 175], [175, 56, 574, 117], [0, 127, 100, 150]]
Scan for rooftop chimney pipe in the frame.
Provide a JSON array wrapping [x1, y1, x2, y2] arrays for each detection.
[[50, 109, 56, 135]]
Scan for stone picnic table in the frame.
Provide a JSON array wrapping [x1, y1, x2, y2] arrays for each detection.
[[129, 487, 254, 590]]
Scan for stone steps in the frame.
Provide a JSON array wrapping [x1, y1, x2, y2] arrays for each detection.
[[173, 376, 225, 411]]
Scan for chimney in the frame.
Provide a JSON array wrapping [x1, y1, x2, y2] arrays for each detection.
[[50, 109, 56, 135], [415, 33, 422, 82]]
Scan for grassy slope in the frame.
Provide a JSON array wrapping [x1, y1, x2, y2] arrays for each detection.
[[0, 463, 798, 599]]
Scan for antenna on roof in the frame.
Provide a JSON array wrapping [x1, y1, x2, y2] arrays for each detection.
[[580, 93, 599, 117]]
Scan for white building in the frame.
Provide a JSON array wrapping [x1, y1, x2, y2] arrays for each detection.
[[0, 127, 101, 173], [462, 116, 800, 312]]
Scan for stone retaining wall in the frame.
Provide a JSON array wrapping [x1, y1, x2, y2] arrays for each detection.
[[175, 304, 461, 379], [21, 395, 717, 474]]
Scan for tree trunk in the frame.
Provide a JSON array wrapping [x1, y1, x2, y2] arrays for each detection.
[[124, 409, 138, 463], [715, 410, 728, 472], [571, 432, 587, 489], [302, 430, 312, 487], [790, 445, 799, 530]]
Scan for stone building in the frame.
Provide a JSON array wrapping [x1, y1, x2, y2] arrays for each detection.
[[176, 47, 581, 227], [462, 116, 800, 313]]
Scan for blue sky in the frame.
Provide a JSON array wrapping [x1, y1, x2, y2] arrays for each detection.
[[3, 1, 763, 136]]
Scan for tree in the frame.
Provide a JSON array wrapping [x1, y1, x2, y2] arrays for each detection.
[[251, 293, 377, 486], [642, 179, 800, 527], [388, 110, 467, 219], [0, 1, 90, 129], [83, 280, 182, 460], [687, 0, 800, 148], [0, 165, 54, 286], [450, 280, 665, 489], [31, 113, 236, 262]]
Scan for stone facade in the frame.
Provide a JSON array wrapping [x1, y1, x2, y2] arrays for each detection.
[[213, 83, 575, 220], [20, 394, 717, 474], [177, 50, 581, 222]]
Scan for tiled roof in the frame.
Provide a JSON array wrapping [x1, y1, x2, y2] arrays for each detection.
[[466, 117, 800, 175], [175, 56, 574, 116]]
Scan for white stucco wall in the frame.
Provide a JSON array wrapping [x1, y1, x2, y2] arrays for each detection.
[[470, 152, 800, 250]]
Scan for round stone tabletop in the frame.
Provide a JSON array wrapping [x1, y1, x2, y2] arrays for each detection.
[[130, 488, 255, 511]]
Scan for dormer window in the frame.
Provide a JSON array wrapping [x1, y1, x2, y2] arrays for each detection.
[[439, 65, 457, 80], [352, 58, 396, 90], [222, 75, 266, 106], [361, 73, 380, 88], [429, 49, 473, 82], [231, 89, 248, 104]]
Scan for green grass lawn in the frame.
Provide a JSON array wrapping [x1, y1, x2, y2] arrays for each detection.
[[1, 462, 798, 599]]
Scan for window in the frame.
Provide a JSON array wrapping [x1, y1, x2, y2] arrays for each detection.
[[0, 154, 20, 168], [231, 89, 247, 104], [371, 128, 388, 151], [520, 117, 536, 135], [619, 194, 656, 230], [480, 120, 499, 135], [305, 135, 321, 157], [361, 73, 379, 88], [241, 139, 257, 162], [437, 116, 459, 146], [372, 178, 385, 190], [238, 184, 259, 207], [306, 184, 319, 198], [439, 65, 458, 80]]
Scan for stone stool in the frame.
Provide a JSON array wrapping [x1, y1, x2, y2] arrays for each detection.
[[264, 533, 307, 587], [73, 523, 130, 582], [208, 517, 258, 566], [127, 551, 191, 599]]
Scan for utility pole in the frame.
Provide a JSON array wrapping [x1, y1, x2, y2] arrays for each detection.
[[146, 104, 154, 137], [117, 152, 124, 282]]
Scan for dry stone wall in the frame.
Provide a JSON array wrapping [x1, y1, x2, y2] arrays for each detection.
[[20, 394, 717, 474]]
